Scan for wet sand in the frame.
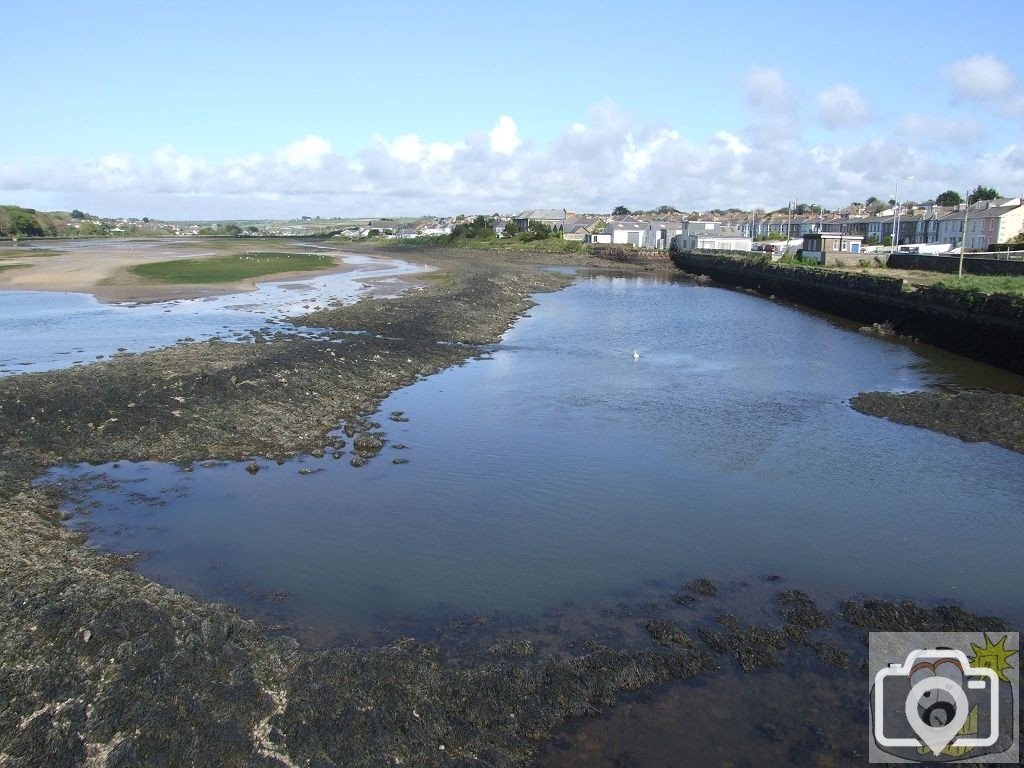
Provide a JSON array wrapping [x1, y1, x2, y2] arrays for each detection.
[[0, 238, 364, 303]]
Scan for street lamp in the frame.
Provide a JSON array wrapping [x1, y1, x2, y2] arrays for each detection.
[[891, 176, 913, 251], [958, 188, 971, 278]]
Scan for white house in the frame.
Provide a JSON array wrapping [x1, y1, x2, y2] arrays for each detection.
[[604, 219, 648, 246], [420, 224, 453, 236], [672, 224, 752, 252], [962, 198, 1024, 249]]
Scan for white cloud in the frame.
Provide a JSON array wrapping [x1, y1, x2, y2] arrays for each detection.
[[488, 116, 521, 155], [947, 55, 1017, 100], [375, 133, 462, 166], [279, 135, 332, 169], [2, 104, 1022, 218], [712, 131, 750, 156], [816, 84, 871, 129]]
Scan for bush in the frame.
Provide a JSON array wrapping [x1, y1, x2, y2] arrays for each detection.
[[989, 241, 1024, 252], [5, 210, 45, 237]]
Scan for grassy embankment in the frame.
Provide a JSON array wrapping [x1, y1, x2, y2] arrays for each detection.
[[128, 251, 336, 283], [930, 274, 1024, 297], [773, 251, 1024, 297]]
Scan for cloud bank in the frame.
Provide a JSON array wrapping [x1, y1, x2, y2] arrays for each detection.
[[2, 60, 1023, 218]]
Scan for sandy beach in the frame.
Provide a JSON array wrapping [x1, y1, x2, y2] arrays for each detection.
[[0, 238, 362, 302]]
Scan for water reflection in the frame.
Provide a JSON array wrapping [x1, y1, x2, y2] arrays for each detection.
[[46, 274, 1024, 642]]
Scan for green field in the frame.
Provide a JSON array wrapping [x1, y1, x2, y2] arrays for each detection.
[[128, 252, 337, 283], [0, 263, 30, 273], [933, 274, 1024, 297]]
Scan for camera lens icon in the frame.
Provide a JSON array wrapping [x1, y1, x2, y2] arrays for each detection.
[[874, 649, 1000, 757]]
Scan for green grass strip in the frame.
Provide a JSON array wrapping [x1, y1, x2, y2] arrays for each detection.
[[128, 252, 336, 284], [934, 274, 1024, 297]]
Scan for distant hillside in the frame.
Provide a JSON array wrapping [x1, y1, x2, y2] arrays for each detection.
[[0, 205, 63, 238], [0, 205, 135, 238]]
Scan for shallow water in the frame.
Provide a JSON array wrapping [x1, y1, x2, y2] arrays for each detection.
[[46, 273, 1024, 644], [0, 253, 426, 375]]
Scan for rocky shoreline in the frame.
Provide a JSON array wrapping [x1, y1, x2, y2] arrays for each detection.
[[851, 388, 1024, 454], [0, 250, 1018, 766]]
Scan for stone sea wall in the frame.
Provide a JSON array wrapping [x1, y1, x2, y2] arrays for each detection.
[[670, 250, 1024, 375], [590, 245, 671, 264]]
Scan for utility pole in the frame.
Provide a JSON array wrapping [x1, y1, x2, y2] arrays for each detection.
[[958, 190, 970, 278], [786, 201, 793, 254], [891, 177, 900, 252]]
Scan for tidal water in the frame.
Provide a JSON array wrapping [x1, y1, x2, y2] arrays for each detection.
[[0, 253, 426, 375], [46, 272, 1024, 643]]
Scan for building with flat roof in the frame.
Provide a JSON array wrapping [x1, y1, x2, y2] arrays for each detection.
[[801, 232, 865, 264]]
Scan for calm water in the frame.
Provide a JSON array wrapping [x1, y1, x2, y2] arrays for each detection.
[[0, 253, 426, 375], [47, 273, 1024, 641]]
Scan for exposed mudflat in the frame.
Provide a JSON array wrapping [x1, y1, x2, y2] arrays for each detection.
[[1, 250, 1019, 766], [850, 388, 1024, 454], [0, 238, 367, 303]]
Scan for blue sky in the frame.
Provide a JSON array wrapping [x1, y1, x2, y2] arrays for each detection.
[[2, 0, 1022, 218]]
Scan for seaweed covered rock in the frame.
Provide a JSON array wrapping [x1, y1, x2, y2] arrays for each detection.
[[838, 598, 1009, 633]]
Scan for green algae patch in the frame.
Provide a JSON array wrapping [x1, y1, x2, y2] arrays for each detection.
[[129, 251, 336, 283]]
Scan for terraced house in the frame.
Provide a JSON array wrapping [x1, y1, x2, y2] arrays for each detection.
[[960, 197, 1024, 249]]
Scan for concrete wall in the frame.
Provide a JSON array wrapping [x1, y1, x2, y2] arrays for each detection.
[[670, 249, 1024, 374], [887, 252, 1024, 276]]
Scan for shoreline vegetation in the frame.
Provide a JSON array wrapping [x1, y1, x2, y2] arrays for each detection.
[[127, 251, 338, 284], [0, 244, 1021, 765]]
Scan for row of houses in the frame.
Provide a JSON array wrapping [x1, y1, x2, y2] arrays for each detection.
[[516, 199, 1024, 250], [512, 209, 753, 251], [337, 199, 1023, 252], [810, 198, 1023, 249]]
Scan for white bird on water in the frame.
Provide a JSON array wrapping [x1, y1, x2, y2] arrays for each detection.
[[633, 349, 640, 360]]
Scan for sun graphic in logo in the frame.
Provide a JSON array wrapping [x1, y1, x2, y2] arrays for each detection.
[[968, 633, 1018, 683]]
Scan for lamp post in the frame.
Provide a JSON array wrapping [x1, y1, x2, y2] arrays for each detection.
[[785, 200, 794, 254], [891, 176, 913, 251], [958, 189, 970, 278]]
